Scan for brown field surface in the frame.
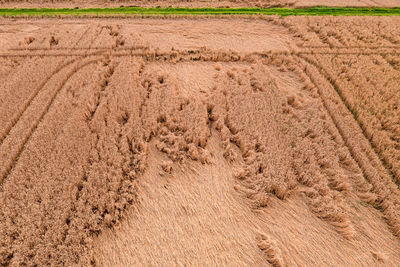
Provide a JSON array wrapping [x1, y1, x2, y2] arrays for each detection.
[[0, 0, 399, 8], [278, 16, 400, 187], [0, 16, 400, 266]]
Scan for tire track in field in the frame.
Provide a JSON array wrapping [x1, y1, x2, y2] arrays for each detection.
[[1, 49, 400, 60], [0, 58, 78, 144], [0, 56, 102, 189], [297, 54, 400, 237], [71, 24, 103, 49], [300, 54, 399, 185], [88, 24, 105, 49], [7, 45, 148, 51], [74, 25, 93, 48], [0, 50, 107, 145], [0, 21, 109, 146]]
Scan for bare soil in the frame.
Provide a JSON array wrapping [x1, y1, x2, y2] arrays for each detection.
[[0, 17, 400, 266]]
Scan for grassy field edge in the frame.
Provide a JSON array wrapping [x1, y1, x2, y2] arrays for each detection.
[[1, 6, 400, 16]]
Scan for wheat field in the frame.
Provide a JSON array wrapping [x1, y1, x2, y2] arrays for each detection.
[[0, 14, 399, 266]]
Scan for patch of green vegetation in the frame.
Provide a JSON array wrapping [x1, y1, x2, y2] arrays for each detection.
[[1, 7, 400, 17]]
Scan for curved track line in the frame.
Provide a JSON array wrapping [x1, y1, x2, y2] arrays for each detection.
[[0, 57, 101, 189], [88, 25, 103, 50], [0, 58, 78, 144], [0, 21, 104, 145], [0, 51, 107, 145], [74, 25, 92, 48], [297, 54, 400, 237], [300, 54, 398, 185]]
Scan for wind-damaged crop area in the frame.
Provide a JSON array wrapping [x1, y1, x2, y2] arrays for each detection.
[[276, 15, 400, 200], [0, 16, 400, 266]]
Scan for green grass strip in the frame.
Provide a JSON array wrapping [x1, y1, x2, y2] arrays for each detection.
[[0, 6, 400, 17]]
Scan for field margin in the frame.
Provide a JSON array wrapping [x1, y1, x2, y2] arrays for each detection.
[[1, 6, 400, 17]]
